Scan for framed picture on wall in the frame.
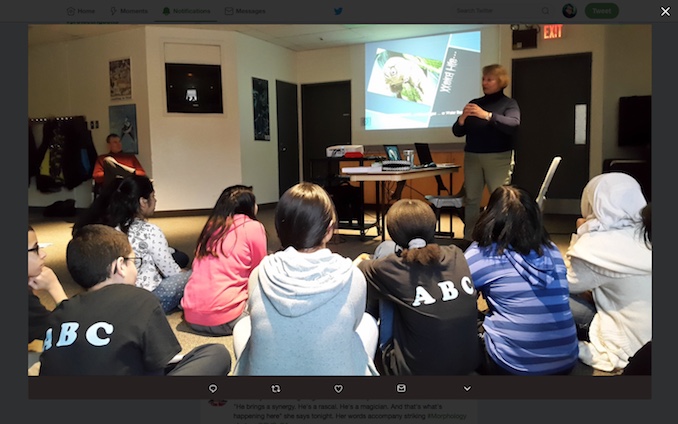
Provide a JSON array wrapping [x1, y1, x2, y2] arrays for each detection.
[[110, 58, 132, 100], [252, 77, 270, 141], [109, 104, 138, 153], [165, 63, 223, 113]]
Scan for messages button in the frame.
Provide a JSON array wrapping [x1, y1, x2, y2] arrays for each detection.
[[585, 3, 620, 18]]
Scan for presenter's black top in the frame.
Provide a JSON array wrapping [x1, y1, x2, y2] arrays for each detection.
[[452, 90, 521, 154]]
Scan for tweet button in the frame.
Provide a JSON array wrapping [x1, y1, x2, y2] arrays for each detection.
[[585, 3, 619, 19]]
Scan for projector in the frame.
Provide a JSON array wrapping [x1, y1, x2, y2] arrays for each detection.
[[326, 145, 364, 158]]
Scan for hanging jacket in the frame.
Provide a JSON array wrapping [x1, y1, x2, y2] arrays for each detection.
[[33, 117, 98, 192]]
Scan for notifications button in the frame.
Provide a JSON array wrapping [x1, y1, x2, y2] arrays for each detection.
[[585, 3, 620, 18]]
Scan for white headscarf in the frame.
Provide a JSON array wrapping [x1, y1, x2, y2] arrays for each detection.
[[577, 172, 647, 235]]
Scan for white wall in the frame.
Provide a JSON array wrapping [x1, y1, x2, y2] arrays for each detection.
[[28, 27, 148, 208], [234, 33, 298, 204], [146, 27, 298, 209], [29, 26, 297, 210], [144, 27, 241, 211], [601, 25, 652, 161], [28, 24, 650, 211]]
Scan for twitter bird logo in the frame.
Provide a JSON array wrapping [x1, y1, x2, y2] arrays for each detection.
[[334, 7, 343, 15]]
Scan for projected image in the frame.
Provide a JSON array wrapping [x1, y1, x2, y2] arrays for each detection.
[[368, 51, 441, 105], [365, 31, 481, 130]]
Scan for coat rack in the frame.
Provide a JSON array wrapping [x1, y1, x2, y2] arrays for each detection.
[[29, 115, 84, 123]]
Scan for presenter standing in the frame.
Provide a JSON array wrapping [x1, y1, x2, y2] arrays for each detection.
[[452, 64, 521, 240]]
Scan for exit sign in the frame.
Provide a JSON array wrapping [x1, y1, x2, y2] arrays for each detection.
[[543, 24, 563, 39]]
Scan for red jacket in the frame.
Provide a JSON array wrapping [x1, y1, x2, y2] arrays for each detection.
[[92, 153, 146, 185]]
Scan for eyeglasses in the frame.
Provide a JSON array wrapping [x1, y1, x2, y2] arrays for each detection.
[[123, 257, 143, 268], [28, 242, 52, 254]]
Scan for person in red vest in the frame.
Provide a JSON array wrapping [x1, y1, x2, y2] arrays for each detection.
[[92, 133, 146, 189]]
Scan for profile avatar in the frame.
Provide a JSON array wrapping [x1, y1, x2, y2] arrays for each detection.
[[562, 3, 577, 18]]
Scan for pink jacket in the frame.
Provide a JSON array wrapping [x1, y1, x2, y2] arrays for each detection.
[[181, 215, 267, 326]]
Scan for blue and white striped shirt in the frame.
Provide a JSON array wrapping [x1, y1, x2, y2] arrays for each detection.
[[465, 242, 578, 375]]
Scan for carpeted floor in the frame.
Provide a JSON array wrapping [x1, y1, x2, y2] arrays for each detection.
[[30, 205, 604, 375]]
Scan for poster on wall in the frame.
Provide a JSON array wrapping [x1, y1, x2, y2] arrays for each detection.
[[109, 104, 138, 153], [252, 77, 270, 141], [110, 58, 132, 100]]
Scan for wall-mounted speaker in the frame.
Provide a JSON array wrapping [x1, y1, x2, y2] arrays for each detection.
[[512, 28, 538, 50]]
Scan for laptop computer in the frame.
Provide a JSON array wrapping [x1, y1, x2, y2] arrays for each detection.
[[383, 145, 401, 161], [414, 142, 449, 193], [414, 143, 435, 166]]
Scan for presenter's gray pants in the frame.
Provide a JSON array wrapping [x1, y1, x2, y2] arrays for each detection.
[[463, 151, 514, 240]]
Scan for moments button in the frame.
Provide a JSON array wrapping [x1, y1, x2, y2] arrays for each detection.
[[585, 3, 619, 18]]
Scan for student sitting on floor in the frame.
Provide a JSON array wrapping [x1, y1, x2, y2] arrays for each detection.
[[74, 175, 191, 313], [28, 225, 68, 371], [181, 185, 268, 336], [38, 224, 231, 376], [465, 185, 579, 375], [232, 182, 379, 376], [355, 199, 480, 375], [566, 173, 651, 373]]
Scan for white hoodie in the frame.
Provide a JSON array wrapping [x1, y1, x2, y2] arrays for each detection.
[[566, 173, 651, 372], [234, 246, 378, 376]]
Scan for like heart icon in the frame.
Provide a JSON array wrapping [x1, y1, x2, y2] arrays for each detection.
[[334, 384, 344, 394]]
